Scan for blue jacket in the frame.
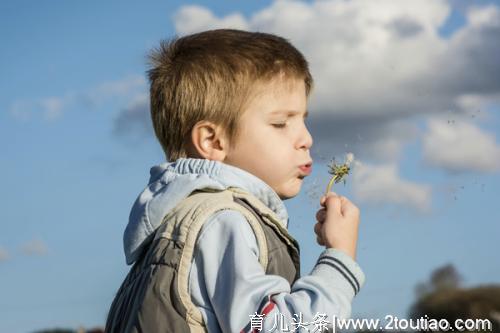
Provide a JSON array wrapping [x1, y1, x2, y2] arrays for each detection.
[[124, 158, 365, 332]]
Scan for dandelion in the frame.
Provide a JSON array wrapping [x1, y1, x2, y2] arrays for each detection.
[[325, 152, 354, 195]]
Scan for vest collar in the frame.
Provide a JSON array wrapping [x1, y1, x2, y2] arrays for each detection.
[[155, 158, 289, 227]]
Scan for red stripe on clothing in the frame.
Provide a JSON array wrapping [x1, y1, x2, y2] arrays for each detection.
[[242, 295, 278, 333], [250, 300, 276, 332], [261, 301, 276, 316]]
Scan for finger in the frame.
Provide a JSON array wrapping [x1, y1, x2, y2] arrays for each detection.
[[339, 196, 347, 215], [316, 209, 326, 222], [320, 192, 337, 207], [314, 222, 322, 236], [324, 195, 342, 216], [339, 196, 360, 218], [314, 223, 326, 246]]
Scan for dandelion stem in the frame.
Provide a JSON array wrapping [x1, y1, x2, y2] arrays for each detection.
[[325, 175, 339, 195]]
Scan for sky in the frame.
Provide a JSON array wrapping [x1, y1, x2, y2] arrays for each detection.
[[1, 0, 500, 332]]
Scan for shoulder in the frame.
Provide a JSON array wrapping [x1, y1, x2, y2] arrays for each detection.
[[196, 209, 259, 257]]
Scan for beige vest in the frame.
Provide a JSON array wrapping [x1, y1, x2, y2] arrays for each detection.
[[105, 187, 300, 333]]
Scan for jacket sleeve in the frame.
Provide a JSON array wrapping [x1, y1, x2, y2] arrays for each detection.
[[188, 209, 365, 333]]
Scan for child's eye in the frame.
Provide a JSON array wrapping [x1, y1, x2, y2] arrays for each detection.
[[272, 123, 287, 128]]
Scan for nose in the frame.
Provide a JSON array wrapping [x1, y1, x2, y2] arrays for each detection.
[[297, 122, 313, 150]]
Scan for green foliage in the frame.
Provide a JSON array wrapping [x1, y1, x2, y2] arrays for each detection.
[[408, 264, 500, 332], [409, 285, 500, 319]]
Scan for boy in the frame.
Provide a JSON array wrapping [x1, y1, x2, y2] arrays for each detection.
[[105, 29, 364, 333]]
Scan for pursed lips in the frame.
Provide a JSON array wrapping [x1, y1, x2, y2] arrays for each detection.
[[298, 162, 313, 178]]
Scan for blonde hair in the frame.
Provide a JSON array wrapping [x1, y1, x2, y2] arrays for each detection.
[[147, 29, 313, 161]]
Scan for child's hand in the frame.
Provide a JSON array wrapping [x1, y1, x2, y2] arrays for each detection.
[[314, 192, 360, 260]]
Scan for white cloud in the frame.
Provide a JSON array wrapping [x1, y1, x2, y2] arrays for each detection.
[[351, 161, 432, 212], [423, 118, 500, 173], [171, 0, 500, 164], [174, 5, 248, 35], [8, 75, 146, 121], [40, 96, 65, 120], [308, 116, 419, 163], [20, 239, 49, 256], [467, 4, 500, 27], [86, 75, 146, 105], [113, 93, 153, 141], [173, 0, 452, 118], [0, 247, 9, 261]]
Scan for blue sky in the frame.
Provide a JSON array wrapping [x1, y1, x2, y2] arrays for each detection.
[[1, 1, 500, 332]]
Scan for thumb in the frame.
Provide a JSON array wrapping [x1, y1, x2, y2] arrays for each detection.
[[320, 192, 337, 207], [324, 194, 342, 217]]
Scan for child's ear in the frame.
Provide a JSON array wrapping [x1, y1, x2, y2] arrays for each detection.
[[188, 120, 228, 161]]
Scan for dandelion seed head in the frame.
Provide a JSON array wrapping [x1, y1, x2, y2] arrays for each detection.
[[345, 152, 354, 166], [325, 153, 353, 193]]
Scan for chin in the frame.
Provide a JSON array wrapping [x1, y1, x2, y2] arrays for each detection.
[[278, 186, 301, 200]]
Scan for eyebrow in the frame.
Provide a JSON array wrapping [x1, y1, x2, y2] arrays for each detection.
[[268, 110, 309, 118]]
